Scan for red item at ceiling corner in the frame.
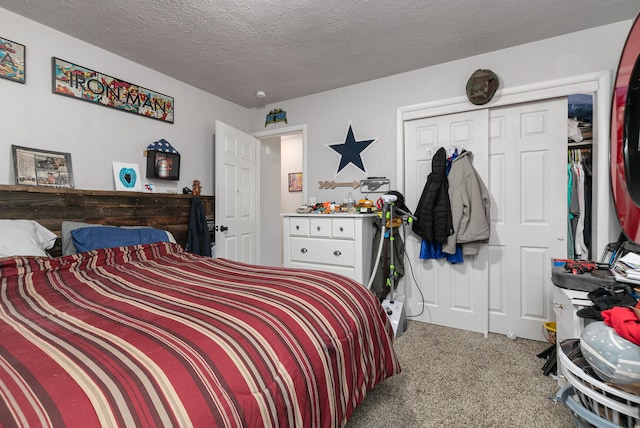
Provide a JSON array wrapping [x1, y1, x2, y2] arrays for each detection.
[[611, 13, 640, 244]]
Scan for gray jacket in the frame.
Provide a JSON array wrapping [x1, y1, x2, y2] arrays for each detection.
[[442, 151, 491, 255]]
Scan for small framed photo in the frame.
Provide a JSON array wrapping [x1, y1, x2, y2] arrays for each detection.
[[12, 145, 74, 188], [113, 162, 142, 192], [288, 172, 302, 192], [146, 150, 180, 180], [0, 36, 26, 83]]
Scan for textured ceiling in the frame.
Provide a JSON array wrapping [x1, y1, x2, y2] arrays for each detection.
[[2, 0, 639, 108]]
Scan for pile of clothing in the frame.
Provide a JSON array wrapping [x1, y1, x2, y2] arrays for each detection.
[[576, 285, 638, 321], [568, 288, 640, 392]]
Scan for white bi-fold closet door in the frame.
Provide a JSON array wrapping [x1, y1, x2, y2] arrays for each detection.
[[404, 98, 567, 341]]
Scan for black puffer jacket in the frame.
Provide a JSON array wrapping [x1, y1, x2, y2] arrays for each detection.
[[412, 147, 454, 242]]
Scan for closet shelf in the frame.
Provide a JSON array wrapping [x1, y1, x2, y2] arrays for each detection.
[[568, 140, 592, 149]]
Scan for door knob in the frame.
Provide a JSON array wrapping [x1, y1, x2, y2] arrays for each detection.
[[220, 225, 228, 232]]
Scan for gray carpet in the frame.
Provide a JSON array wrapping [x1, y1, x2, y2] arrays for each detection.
[[346, 320, 574, 427]]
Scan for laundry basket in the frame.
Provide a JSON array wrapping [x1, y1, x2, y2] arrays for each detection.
[[558, 345, 640, 427], [557, 385, 630, 428]]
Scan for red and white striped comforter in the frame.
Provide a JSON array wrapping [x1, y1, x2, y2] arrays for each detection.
[[0, 242, 399, 427]]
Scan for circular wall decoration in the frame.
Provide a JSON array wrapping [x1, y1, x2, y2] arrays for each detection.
[[611, 13, 640, 244], [465, 69, 499, 105]]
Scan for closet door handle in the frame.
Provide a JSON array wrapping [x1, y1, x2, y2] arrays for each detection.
[[300, 248, 308, 254], [333, 250, 341, 256]]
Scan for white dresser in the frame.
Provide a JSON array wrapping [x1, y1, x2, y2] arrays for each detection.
[[282, 213, 377, 286]]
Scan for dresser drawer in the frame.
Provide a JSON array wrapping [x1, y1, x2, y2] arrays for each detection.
[[289, 262, 356, 281], [310, 218, 332, 237], [289, 238, 355, 267], [332, 218, 355, 239], [289, 217, 309, 236]]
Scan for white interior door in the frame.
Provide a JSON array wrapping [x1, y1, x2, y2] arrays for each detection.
[[404, 109, 490, 335], [488, 98, 567, 341], [214, 120, 258, 263]]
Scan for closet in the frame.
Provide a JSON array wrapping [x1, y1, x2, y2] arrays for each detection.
[[567, 94, 594, 261], [400, 72, 612, 342], [403, 96, 581, 341]]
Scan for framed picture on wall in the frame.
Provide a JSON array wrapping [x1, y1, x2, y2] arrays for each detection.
[[12, 145, 74, 188], [0, 36, 26, 84], [288, 172, 302, 192]]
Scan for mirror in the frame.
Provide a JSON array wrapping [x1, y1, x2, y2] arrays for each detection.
[[611, 13, 640, 243]]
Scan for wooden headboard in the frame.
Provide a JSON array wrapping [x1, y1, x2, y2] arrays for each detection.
[[0, 185, 214, 256]]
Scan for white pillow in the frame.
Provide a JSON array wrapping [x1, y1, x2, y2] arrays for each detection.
[[0, 220, 58, 257]]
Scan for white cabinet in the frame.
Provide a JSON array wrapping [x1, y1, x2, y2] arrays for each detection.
[[282, 214, 376, 286], [552, 287, 592, 343], [552, 286, 593, 386]]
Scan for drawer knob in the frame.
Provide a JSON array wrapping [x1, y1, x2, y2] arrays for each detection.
[[339, 227, 344, 232], [300, 248, 308, 253], [317, 226, 321, 231], [333, 250, 341, 256], [296, 225, 300, 230]]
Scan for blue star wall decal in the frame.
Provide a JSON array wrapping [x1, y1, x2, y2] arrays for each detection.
[[328, 124, 379, 175]]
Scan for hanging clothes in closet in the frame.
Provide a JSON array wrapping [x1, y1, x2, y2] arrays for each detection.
[[567, 148, 592, 260]]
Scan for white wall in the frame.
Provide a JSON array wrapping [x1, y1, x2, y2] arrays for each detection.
[[0, 7, 248, 195], [248, 20, 634, 217]]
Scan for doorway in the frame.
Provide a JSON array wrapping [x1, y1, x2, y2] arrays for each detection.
[[254, 126, 307, 267]]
